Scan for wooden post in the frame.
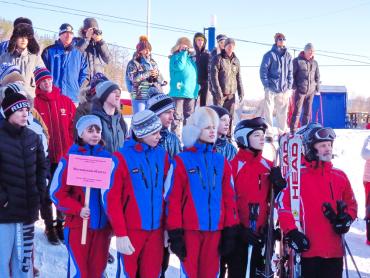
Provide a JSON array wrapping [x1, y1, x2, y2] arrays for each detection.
[[81, 187, 91, 245]]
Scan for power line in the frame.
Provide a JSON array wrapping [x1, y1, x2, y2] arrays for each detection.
[[240, 64, 370, 68], [2, 0, 370, 63]]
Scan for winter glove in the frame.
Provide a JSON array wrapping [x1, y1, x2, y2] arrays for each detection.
[[116, 236, 135, 255], [333, 213, 352, 235], [285, 229, 310, 253], [168, 229, 186, 261], [240, 225, 264, 248], [269, 166, 286, 197], [218, 225, 239, 257]]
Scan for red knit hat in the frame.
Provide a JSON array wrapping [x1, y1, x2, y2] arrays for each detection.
[[136, 35, 152, 52], [33, 67, 52, 87]]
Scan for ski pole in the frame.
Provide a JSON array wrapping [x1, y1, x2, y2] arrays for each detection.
[[344, 239, 362, 278], [246, 203, 259, 278], [342, 236, 349, 278]]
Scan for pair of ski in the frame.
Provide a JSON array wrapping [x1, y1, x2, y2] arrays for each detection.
[[263, 132, 303, 278]]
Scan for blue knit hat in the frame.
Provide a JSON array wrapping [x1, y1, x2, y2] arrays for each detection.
[[76, 115, 102, 137], [131, 110, 162, 138]]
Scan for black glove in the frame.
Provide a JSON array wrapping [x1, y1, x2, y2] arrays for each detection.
[[269, 166, 286, 196], [219, 225, 239, 257], [168, 229, 186, 261], [240, 225, 264, 247], [286, 229, 310, 253], [333, 213, 352, 235]]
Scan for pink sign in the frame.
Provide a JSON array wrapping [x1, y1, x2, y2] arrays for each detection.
[[66, 154, 112, 189]]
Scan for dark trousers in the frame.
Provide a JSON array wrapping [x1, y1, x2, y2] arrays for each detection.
[[290, 91, 315, 132], [40, 163, 64, 227], [301, 257, 343, 278], [221, 240, 264, 278], [198, 82, 209, 107]]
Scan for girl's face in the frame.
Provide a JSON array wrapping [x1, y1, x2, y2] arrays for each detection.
[[248, 129, 265, 150], [199, 125, 217, 144], [81, 125, 102, 146], [218, 114, 230, 137], [141, 131, 161, 147]]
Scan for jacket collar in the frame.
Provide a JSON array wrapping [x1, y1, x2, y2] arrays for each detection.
[[124, 137, 154, 153], [185, 141, 214, 153], [2, 120, 26, 137], [235, 148, 262, 163], [69, 143, 104, 155], [215, 136, 227, 148], [35, 85, 61, 101], [221, 49, 235, 60], [305, 159, 333, 171]]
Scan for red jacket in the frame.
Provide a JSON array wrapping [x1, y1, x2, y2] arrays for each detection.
[[277, 161, 357, 258], [165, 143, 239, 231], [34, 85, 76, 164], [230, 149, 273, 232]]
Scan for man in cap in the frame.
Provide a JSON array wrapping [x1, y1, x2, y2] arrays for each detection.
[[260, 33, 293, 142], [290, 43, 320, 133], [210, 34, 227, 59], [211, 38, 244, 134], [76, 18, 111, 82], [42, 23, 88, 103]]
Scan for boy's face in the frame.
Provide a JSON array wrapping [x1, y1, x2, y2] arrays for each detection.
[[142, 131, 161, 147], [199, 125, 217, 144], [81, 126, 102, 146], [159, 109, 174, 129], [248, 129, 265, 150], [105, 89, 121, 108], [16, 37, 28, 50], [8, 108, 29, 127], [218, 114, 230, 137], [39, 78, 53, 93]]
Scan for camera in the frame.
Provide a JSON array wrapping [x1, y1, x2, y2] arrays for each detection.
[[93, 28, 102, 35]]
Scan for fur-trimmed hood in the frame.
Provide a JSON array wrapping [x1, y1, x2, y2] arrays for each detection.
[[182, 107, 219, 148], [7, 23, 40, 54]]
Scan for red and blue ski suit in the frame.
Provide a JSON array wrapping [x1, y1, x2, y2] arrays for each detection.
[[165, 142, 239, 278], [103, 138, 170, 278], [50, 143, 116, 278], [277, 161, 357, 258]]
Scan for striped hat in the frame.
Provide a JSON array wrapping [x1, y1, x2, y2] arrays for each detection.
[[1, 92, 30, 119], [131, 110, 162, 138], [4, 82, 28, 96], [147, 88, 174, 116], [33, 67, 52, 87], [0, 63, 21, 83]]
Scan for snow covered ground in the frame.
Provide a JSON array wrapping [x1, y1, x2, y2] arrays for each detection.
[[33, 129, 370, 277]]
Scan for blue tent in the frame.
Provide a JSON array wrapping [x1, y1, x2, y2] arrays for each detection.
[[311, 85, 347, 128]]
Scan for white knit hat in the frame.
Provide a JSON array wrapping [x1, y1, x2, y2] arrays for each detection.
[[182, 107, 219, 148], [131, 110, 162, 138]]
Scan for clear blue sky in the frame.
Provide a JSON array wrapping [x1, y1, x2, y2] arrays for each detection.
[[1, 0, 370, 99]]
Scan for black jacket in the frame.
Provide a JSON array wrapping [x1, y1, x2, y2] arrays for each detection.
[[0, 121, 47, 223], [193, 33, 210, 85], [211, 50, 244, 103], [293, 51, 320, 94]]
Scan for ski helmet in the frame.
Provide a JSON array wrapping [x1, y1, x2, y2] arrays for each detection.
[[234, 117, 268, 148], [298, 123, 336, 161]]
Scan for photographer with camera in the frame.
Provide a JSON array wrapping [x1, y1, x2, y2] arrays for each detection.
[[126, 35, 164, 113], [76, 18, 111, 83]]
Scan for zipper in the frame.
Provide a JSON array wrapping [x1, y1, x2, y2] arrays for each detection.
[[144, 150, 154, 229], [182, 196, 188, 214], [155, 164, 159, 188], [329, 182, 334, 200], [204, 151, 211, 230], [139, 166, 149, 188], [196, 166, 206, 189], [258, 174, 262, 191], [213, 167, 217, 190]]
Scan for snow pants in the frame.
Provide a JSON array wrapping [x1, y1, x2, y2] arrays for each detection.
[[301, 257, 343, 278], [180, 230, 221, 278], [0, 223, 35, 278], [64, 226, 111, 278], [116, 229, 163, 278]]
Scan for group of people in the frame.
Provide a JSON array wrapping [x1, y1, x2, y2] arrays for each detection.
[[0, 15, 367, 278]]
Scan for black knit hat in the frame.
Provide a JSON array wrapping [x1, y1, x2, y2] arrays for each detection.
[[209, 105, 230, 119], [83, 18, 99, 30], [1, 92, 30, 119]]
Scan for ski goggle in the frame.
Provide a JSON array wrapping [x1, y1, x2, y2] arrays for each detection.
[[314, 128, 336, 141]]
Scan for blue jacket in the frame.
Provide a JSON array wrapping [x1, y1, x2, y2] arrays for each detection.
[[41, 40, 88, 102], [103, 138, 170, 236], [50, 143, 116, 230], [214, 136, 237, 161], [260, 45, 293, 93], [0, 40, 9, 56], [169, 50, 199, 99]]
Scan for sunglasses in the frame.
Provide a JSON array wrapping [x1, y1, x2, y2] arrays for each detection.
[[277, 38, 286, 41], [314, 128, 336, 140]]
